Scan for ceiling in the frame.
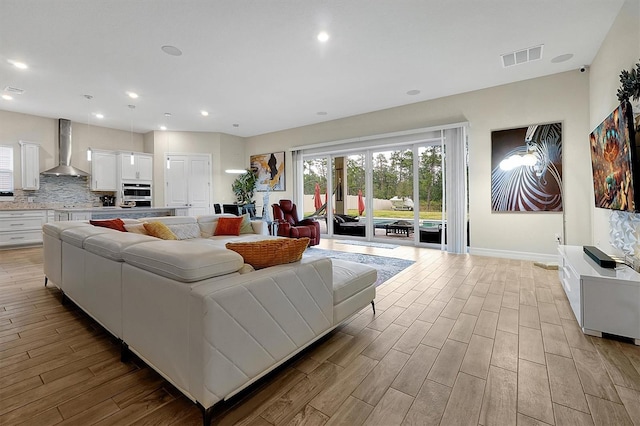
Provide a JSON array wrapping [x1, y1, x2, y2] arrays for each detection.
[[0, 0, 625, 137]]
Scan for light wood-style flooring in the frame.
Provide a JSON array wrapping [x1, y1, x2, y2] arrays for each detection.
[[1, 240, 640, 425]]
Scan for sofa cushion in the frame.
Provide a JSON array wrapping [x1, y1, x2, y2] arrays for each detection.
[[43, 221, 91, 239], [122, 240, 244, 282], [225, 237, 309, 270], [60, 226, 115, 248], [331, 259, 378, 304], [90, 218, 127, 232], [141, 216, 197, 225], [167, 223, 201, 240], [84, 232, 156, 261], [214, 216, 243, 236], [144, 221, 178, 240]]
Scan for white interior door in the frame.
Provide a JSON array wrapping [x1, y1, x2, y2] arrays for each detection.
[[165, 154, 211, 216], [187, 155, 211, 216], [166, 155, 188, 208]]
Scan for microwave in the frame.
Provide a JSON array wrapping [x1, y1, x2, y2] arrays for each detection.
[[122, 183, 152, 207]]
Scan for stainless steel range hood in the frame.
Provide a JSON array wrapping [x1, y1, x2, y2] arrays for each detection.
[[42, 119, 89, 177]]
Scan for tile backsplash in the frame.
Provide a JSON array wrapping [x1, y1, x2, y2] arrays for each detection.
[[0, 175, 114, 209]]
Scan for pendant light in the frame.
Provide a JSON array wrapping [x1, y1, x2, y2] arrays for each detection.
[[84, 95, 93, 161], [128, 104, 135, 165]]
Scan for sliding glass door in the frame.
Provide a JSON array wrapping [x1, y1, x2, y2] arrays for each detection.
[[370, 147, 415, 240], [417, 143, 445, 246], [297, 125, 467, 252], [302, 157, 329, 235]]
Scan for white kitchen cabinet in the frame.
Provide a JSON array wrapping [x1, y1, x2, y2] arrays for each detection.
[[119, 152, 153, 182], [19, 141, 40, 190], [91, 150, 117, 191], [558, 245, 640, 344], [0, 210, 46, 247]]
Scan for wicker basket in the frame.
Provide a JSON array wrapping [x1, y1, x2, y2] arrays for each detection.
[[226, 237, 310, 269]]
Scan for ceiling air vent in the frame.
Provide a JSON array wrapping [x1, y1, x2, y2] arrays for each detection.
[[3, 86, 25, 95], [501, 45, 544, 68]]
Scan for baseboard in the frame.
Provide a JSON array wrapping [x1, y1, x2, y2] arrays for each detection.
[[468, 247, 558, 264]]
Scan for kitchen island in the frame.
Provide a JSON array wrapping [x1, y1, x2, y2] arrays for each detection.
[[0, 206, 189, 248], [53, 206, 189, 221]]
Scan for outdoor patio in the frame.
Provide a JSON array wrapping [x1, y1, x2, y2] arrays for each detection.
[[315, 216, 446, 245]]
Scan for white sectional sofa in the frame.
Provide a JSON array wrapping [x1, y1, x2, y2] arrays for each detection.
[[42, 214, 377, 425]]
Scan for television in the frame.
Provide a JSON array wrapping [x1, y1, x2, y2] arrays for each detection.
[[589, 100, 639, 212]]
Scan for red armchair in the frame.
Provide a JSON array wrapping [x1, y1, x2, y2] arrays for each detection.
[[272, 200, 320, 246]]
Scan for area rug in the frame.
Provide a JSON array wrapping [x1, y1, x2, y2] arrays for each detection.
[[303, 247, 414, 287], [334, 240, 399, 249]]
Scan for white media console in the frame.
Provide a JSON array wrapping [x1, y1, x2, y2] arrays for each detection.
[[558, 245, 640, 345]]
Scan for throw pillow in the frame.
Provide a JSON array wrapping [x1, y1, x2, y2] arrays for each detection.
[[239, 213, 254, 234], [238, 263, 255, 274], [167, 223, 201, 240], [124, 223, 149, 235], [214, 216, 244, 236], [144, 221, 178, 240], [225, 237, 309, 270], [90, 218, 126, 232]]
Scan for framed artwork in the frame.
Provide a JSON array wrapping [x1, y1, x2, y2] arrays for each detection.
[[589, 101, 638, 212], [251, 151, 285, 191], [491, 122, 563, 212]]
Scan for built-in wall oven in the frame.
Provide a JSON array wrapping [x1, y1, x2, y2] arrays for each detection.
[[122, 183, 152, 207]]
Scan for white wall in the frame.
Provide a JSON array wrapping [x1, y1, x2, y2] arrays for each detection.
[[220, 133, 249, 204], [247, 71, 592, 259], [0, 110, 144, 189], [589, 0, 640, 254]]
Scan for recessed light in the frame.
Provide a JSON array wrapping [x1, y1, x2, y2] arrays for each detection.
[[406, 90, 421, 96], [127, 91, 139, 99], [128, 104, 136, 109], [160, 125, 167, 131], [164, 112, 172, 117], [551, 53, 574, 64], [317, 32, 330, 42], [8, 60, 27, 69], [317, 111, 328, 116], [161, 45, 183, 56], [2, 94, 13, 101], [201, 110, 209, 117], [94, 113, 104, 119]]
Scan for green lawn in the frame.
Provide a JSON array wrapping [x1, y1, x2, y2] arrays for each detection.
[[305, 209, 444, 220]]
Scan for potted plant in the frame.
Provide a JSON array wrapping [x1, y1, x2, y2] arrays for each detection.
[[617, 59, 640, 132], [617, 60, 640, 103], [231, 170, 257, 214]]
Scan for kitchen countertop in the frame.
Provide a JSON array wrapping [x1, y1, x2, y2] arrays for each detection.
[[53, 206, 188, 212], [0, 205, 188, 212]]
